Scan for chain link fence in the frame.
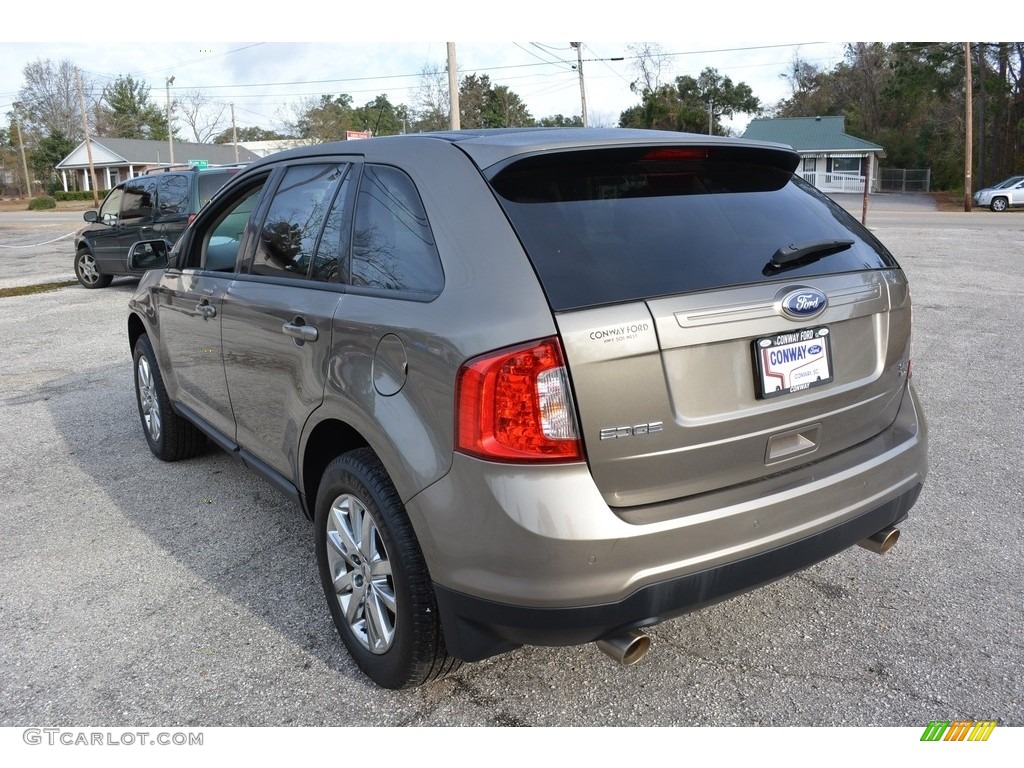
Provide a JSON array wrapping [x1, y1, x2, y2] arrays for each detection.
[[878, 168, 931, 192]]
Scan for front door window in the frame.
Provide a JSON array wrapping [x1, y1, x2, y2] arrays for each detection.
[[99, 187, 123, 224]]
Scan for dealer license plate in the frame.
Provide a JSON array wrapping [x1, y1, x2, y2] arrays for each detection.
[[754, 327, 833, 399]]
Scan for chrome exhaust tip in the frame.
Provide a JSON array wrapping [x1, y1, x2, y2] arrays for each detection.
[[857, 526, 900, 555], [595, 629, 651, 667]]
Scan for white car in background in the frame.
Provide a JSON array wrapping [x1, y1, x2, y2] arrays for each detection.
[[973, 175, 1024, 211]]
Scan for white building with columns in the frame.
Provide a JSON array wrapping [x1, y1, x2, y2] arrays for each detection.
[[55, 138, 260, 193]]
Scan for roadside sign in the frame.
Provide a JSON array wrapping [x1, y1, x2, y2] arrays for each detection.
[[189, 159, 209, 169]]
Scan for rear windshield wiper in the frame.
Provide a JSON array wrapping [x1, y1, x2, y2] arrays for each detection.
[[765, 239, 855, 274]]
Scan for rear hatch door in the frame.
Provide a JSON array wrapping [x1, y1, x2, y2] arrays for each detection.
[[487, 142, 912, 508]]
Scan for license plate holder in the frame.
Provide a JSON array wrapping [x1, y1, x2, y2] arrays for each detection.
[[754, 326, 833, 399]]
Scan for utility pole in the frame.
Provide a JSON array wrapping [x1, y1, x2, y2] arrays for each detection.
[[76, 71, 100, 207], [861, 154, 870, 226], [570, 42, 588, 127], [165, 75, 175, 166], [447, 43, 460, 130], [14, 118, 31, 200], [964, 43, 973, 212], [231, 103, 239, 164], [976, 44, 986, 190]]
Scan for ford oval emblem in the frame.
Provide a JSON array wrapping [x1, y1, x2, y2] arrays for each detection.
[[781, 288, 828, 320]]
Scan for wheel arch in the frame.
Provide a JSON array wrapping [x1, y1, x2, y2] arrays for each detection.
[[127, 312, 147, 356], [300, 418, 371, 520]]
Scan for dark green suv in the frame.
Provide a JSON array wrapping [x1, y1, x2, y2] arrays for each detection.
[[73, 166, 243, 288]]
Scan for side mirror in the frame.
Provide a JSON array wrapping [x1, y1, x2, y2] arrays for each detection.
[[83, 210, 98, 223], [128, 239, 170, 271]]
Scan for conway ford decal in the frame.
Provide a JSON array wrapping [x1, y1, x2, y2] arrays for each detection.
[[781, 288, 828, 320], [588, 323, 651, 343]]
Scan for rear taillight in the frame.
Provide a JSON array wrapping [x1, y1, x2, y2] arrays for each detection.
[[456, 337, 582, 462]]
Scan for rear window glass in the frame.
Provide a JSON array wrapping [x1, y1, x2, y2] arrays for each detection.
[[489, 147, 898, 311]]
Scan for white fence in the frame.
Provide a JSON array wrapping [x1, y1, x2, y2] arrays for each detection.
[[797, 171, 867, 193]]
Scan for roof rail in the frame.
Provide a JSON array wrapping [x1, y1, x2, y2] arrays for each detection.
[[144, 162, 250, 175]]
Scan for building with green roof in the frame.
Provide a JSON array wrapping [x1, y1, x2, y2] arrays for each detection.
[[742, 116, 885, 194]]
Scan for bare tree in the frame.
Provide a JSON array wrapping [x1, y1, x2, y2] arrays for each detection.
[[780, 52, 822, 98], [847, 43, 888, 135], [413, 64, 449, 131], [14, 58, 95, 140], [177, 89, 228, 143], [588, 110, 617, 129], [627, 43, 674, 95]]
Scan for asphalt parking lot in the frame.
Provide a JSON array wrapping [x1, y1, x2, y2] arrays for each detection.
[[0, 205, 1022, 728]]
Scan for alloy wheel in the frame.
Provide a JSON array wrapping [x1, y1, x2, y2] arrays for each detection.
[[77, 252, 101, 285], [136, 355, 162, 443], [325, 493, 397, 654]]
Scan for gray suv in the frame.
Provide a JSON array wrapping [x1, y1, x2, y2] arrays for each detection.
[[126, 128, 927, 689]]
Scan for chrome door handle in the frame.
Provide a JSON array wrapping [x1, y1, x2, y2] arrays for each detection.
[[282, 321, 318, 342], [196, 302, 217, 319]]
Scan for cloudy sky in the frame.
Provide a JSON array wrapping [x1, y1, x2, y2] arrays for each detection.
[[1, 5, 985, 137]]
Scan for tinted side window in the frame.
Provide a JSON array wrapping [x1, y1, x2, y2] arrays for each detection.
[[157, 175, 189, 215], [120, 177, 157, 220], [251, 164, 346, 279], [351, 164, 443, 296]]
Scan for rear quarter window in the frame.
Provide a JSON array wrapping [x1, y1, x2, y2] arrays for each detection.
[[489, 147, 897, 311], [157, 175, 189, 215], [350, 164, 443, 298], [198, 169, 241, 210]]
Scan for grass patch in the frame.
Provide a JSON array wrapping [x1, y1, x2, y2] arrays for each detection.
[[929, 191, 962, 211], [0, 280, 79, 298]]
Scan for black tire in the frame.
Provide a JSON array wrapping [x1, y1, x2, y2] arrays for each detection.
[[990, 197, 1008, 212], [75, 248, 113, 289], [314, 448, 461, 689], [133, 334, 205, 461]]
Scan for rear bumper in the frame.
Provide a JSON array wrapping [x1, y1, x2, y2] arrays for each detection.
[[434, 483, 919, 661], [409, 384, 926, 662]]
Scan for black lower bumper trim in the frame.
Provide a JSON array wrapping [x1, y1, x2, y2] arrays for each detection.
[[434, 484, 921, 662]]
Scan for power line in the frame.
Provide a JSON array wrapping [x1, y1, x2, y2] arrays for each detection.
[[162, 42, 829, 99], [653, 42, 831, 59], [2, 42, 849, 130], [585, 44, 634, 89], [134, 43, 268, 78], [515, 42, 574, 72]]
